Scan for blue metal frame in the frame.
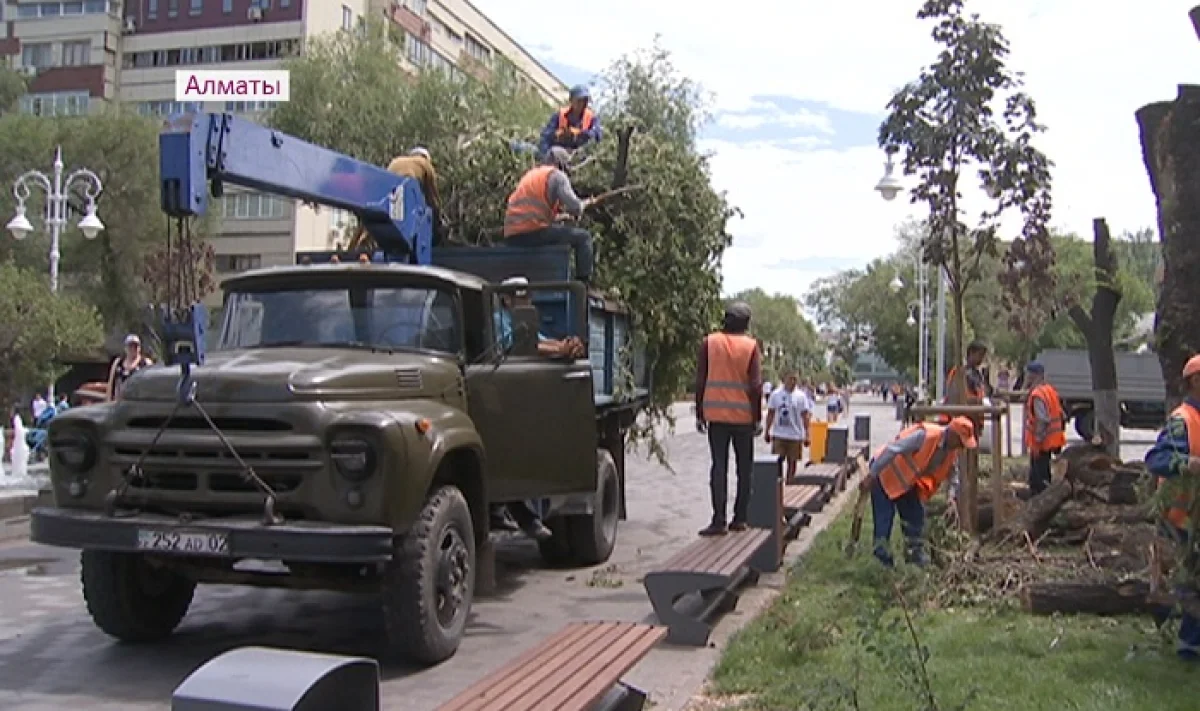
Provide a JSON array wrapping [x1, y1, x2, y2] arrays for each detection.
[[159, 112, 433, 264]]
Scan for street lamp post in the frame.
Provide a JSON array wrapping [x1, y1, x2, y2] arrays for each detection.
[[890, 257, 930, 399], [6, 146, 106, 402]]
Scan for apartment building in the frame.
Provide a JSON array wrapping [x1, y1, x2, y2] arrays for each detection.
[[0, 0, 568, 294]]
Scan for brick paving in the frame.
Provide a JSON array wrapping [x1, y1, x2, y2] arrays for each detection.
[[0, 403, 919, 710]]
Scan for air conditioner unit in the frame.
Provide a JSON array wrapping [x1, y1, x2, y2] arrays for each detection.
[[247, 6, 263, 21], [124, 17, 137, 32]]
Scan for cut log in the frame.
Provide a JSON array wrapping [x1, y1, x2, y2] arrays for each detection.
[[1021, 581, 1158, 616], [990, 478, 1074, 542]]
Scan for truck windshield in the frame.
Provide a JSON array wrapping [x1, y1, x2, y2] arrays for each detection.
[[219, 285, 460, 354]]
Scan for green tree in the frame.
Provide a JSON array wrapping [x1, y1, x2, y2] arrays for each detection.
[[730, 288, 822, 381], [272, 31, 734, 443], [0, 68, 27, 115], [879, 0, 1054, 403], [0, 261, 103, 403]]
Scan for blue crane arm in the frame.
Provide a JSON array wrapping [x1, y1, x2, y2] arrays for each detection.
[[158, 112, 432, 264]]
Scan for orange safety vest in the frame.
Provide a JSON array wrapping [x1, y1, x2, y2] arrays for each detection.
[[1024, 383, 1066, 453], [556, 107, 595, 139], [701, 332, 757, 425], [503, 165, 560, 238], [874, 422, 960, 502], [937, 365, 986, 424], [1159, 403, 1200, 530]]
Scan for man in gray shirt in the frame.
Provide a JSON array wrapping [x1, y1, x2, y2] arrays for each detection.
[[502, 147, 595, 282]]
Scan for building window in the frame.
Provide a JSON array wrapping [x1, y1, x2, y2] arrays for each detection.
[[62, 41, 91, 67], [280, 0, 289, 6], [148, 0, 159, 19], [84, 1, 108, 12], [135, 100, 200, 116], [224, 100, 271, 114], [341, 5, 353, 31], [20, 92, 90, 117], [405, 0, 426, 14], [22, 43, 53, 69], [168, 0, 178, 18], [222, 192, 284, 220], [222, 0, 231, 12], [463, 34, 490, 64], [215, 254, 263, 272], [16, 2, 112, 18], [406, 36, 430, 66], [123, 39, 300, 69], [190, 0, 203, 15], [62, 2, 84, 15]]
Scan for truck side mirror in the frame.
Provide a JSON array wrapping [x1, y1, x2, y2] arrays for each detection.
[[510, 304, 539, 357]]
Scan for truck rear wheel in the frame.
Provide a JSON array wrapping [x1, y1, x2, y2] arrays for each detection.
[[1074, 409, 1095, 440], [383, 485, 475, 665], [537, 449, 620, 567], [81, 550, 195, 643]]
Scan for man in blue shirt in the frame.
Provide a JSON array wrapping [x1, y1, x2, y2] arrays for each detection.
[[1145, 354, 1200, 661], [538, 85, 602, 157]]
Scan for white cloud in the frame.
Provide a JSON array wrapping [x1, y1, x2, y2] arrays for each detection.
[[473, 0, 1200, 300], [716, 106, 834, 133]]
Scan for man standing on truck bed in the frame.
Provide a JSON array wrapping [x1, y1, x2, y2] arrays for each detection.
[[1144, 354, 1200, 662], [502, 147, 595, 283], [538, 85, 602, 157], [695, 301, 763, 537], [1023, 361, 1066, 495], [387, 147, 445, 242]]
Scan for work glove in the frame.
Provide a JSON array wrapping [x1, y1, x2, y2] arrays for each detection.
[[695, 417, 706, 434], [754, 422, 764, 438]]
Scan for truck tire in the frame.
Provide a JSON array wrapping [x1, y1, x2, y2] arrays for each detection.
[[80, 550, 195, 643], [383, 485, 475, 666], [1074, 409, 1095, 440], [563, 449, 621, 566], [536, 517, 574, 566]]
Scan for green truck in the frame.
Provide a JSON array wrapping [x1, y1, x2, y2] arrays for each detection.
[[30, 245, 649, 665]]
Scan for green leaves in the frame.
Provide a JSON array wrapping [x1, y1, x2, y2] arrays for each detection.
[[731, 288, 823, 382], [0, 260, 103, 403]]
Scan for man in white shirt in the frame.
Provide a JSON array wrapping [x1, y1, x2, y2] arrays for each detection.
[[764, 372, 813, 481], [31, 393, 47, 420]]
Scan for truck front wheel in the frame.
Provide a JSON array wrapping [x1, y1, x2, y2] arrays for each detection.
[[383, 485, 475, 665], [81, 550, 195, 643], [1074, 409, 1095, 440]]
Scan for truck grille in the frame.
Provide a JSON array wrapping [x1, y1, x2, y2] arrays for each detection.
[[125, 416, 293, 432]]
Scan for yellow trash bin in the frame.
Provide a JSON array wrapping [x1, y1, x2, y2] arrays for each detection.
[[808, 421, 829, 464]]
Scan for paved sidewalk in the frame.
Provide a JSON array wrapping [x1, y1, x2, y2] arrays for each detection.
[[0, 403, 902, 710]]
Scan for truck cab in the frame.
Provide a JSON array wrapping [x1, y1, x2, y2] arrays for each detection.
[[32, 248, 648, 667]]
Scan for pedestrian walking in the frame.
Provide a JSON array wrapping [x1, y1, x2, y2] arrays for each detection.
[[765, 371, 813, 482], [1023, 362, 1066, 495], [107, 334, 153, 401], [695, 301, 762, 536]]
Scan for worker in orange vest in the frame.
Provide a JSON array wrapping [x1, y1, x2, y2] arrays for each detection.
[[695, 301, 763, 537], [1023, 361, 1066, 495], [938, 340, 990, 424], [1145, 354, 1200, 661], [502, 147, 595, 282], [859, 417, 978, 566], [538, 85, 602, 156]]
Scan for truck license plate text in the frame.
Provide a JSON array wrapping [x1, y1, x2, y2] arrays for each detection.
[[137, 529, 229, 555]]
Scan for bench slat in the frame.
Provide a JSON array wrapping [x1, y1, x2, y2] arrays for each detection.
[[782, 485, 820, 509], [660, 529, 765, 574], [437, 622, 663, 711], [515, 624, 667, 711], [702, 529, 769, 576], [804, 463, 841, 477]]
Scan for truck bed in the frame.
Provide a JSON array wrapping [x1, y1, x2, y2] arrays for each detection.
[[1038, 348, 1165, 402]]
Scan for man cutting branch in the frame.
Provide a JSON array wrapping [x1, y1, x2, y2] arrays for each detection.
[[502, 147, 595, 283]]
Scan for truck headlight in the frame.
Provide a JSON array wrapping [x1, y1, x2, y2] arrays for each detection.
[[330, 436, 376, 481], [50, 431, 96, 473]]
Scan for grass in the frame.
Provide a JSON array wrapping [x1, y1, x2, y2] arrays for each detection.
[[710, 509, 1199, 711]]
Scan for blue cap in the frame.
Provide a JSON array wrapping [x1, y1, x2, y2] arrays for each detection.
[[569, 84, 590, 101], [1025, 361, 1045, 374]]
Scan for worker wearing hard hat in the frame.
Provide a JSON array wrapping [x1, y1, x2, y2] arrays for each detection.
[[386, 147, 445, 242], [860, 416, 978, 567], [538, 85, 602, 156], [1144, 354, 1200, 662], [502, 147, 595, 282], [1023, 361, 1067, 495]]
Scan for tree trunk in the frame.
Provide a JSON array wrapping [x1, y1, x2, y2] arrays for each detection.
[[1137, 84, 1200, 412], [1022, 581, 1158, 616], [990, 477, 1074, 542], [1066, 218, 1122, 457]]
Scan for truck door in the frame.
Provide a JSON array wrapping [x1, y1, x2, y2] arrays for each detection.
[[468, 283, 596, 501]]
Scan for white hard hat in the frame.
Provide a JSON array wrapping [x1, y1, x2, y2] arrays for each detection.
[[501, 276, 529, 287], [124, 334, 141, 346], [409, 147, 431, 160]]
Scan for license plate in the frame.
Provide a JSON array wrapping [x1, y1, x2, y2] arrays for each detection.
[[136, 529, 230, 555]]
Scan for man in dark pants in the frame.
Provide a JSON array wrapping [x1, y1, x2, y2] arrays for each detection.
[[695, 302, 763, 536], [502, 147, 595, 282]]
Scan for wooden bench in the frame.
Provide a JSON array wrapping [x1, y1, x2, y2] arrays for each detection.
[[791, 461, 842, 488], [781, 483, 825, 540], [437, 621, 665, 711], [642, 528, 772, 646]]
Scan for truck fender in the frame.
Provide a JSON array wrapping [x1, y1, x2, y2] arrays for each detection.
[[425, 414, 487, 541]]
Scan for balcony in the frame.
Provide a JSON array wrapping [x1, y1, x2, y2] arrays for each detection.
[[389, 3, 430, 42]]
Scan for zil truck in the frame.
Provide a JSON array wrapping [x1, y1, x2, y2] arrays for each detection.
[[1038, 348, 1166, 437], [29, 113, 650, 666]]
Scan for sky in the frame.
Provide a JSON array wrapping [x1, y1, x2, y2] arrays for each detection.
[[472, 0, 1199, 301]]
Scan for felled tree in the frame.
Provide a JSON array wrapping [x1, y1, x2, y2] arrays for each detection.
[[0, 261, 103, 404], [271, 31, 734, 450], [878, 0, 1054, 401], [142, 237, 217, 312], [1135, 6, 1200, 409]]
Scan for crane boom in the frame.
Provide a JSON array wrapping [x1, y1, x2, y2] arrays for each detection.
[[158, 112, 433, 264]]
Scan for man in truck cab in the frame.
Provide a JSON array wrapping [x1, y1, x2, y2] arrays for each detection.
[[492, 276, 585, 360], [538, 85, 602, 156], [502, 147, 595, 283], [1145, 354, 1200, 662]]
